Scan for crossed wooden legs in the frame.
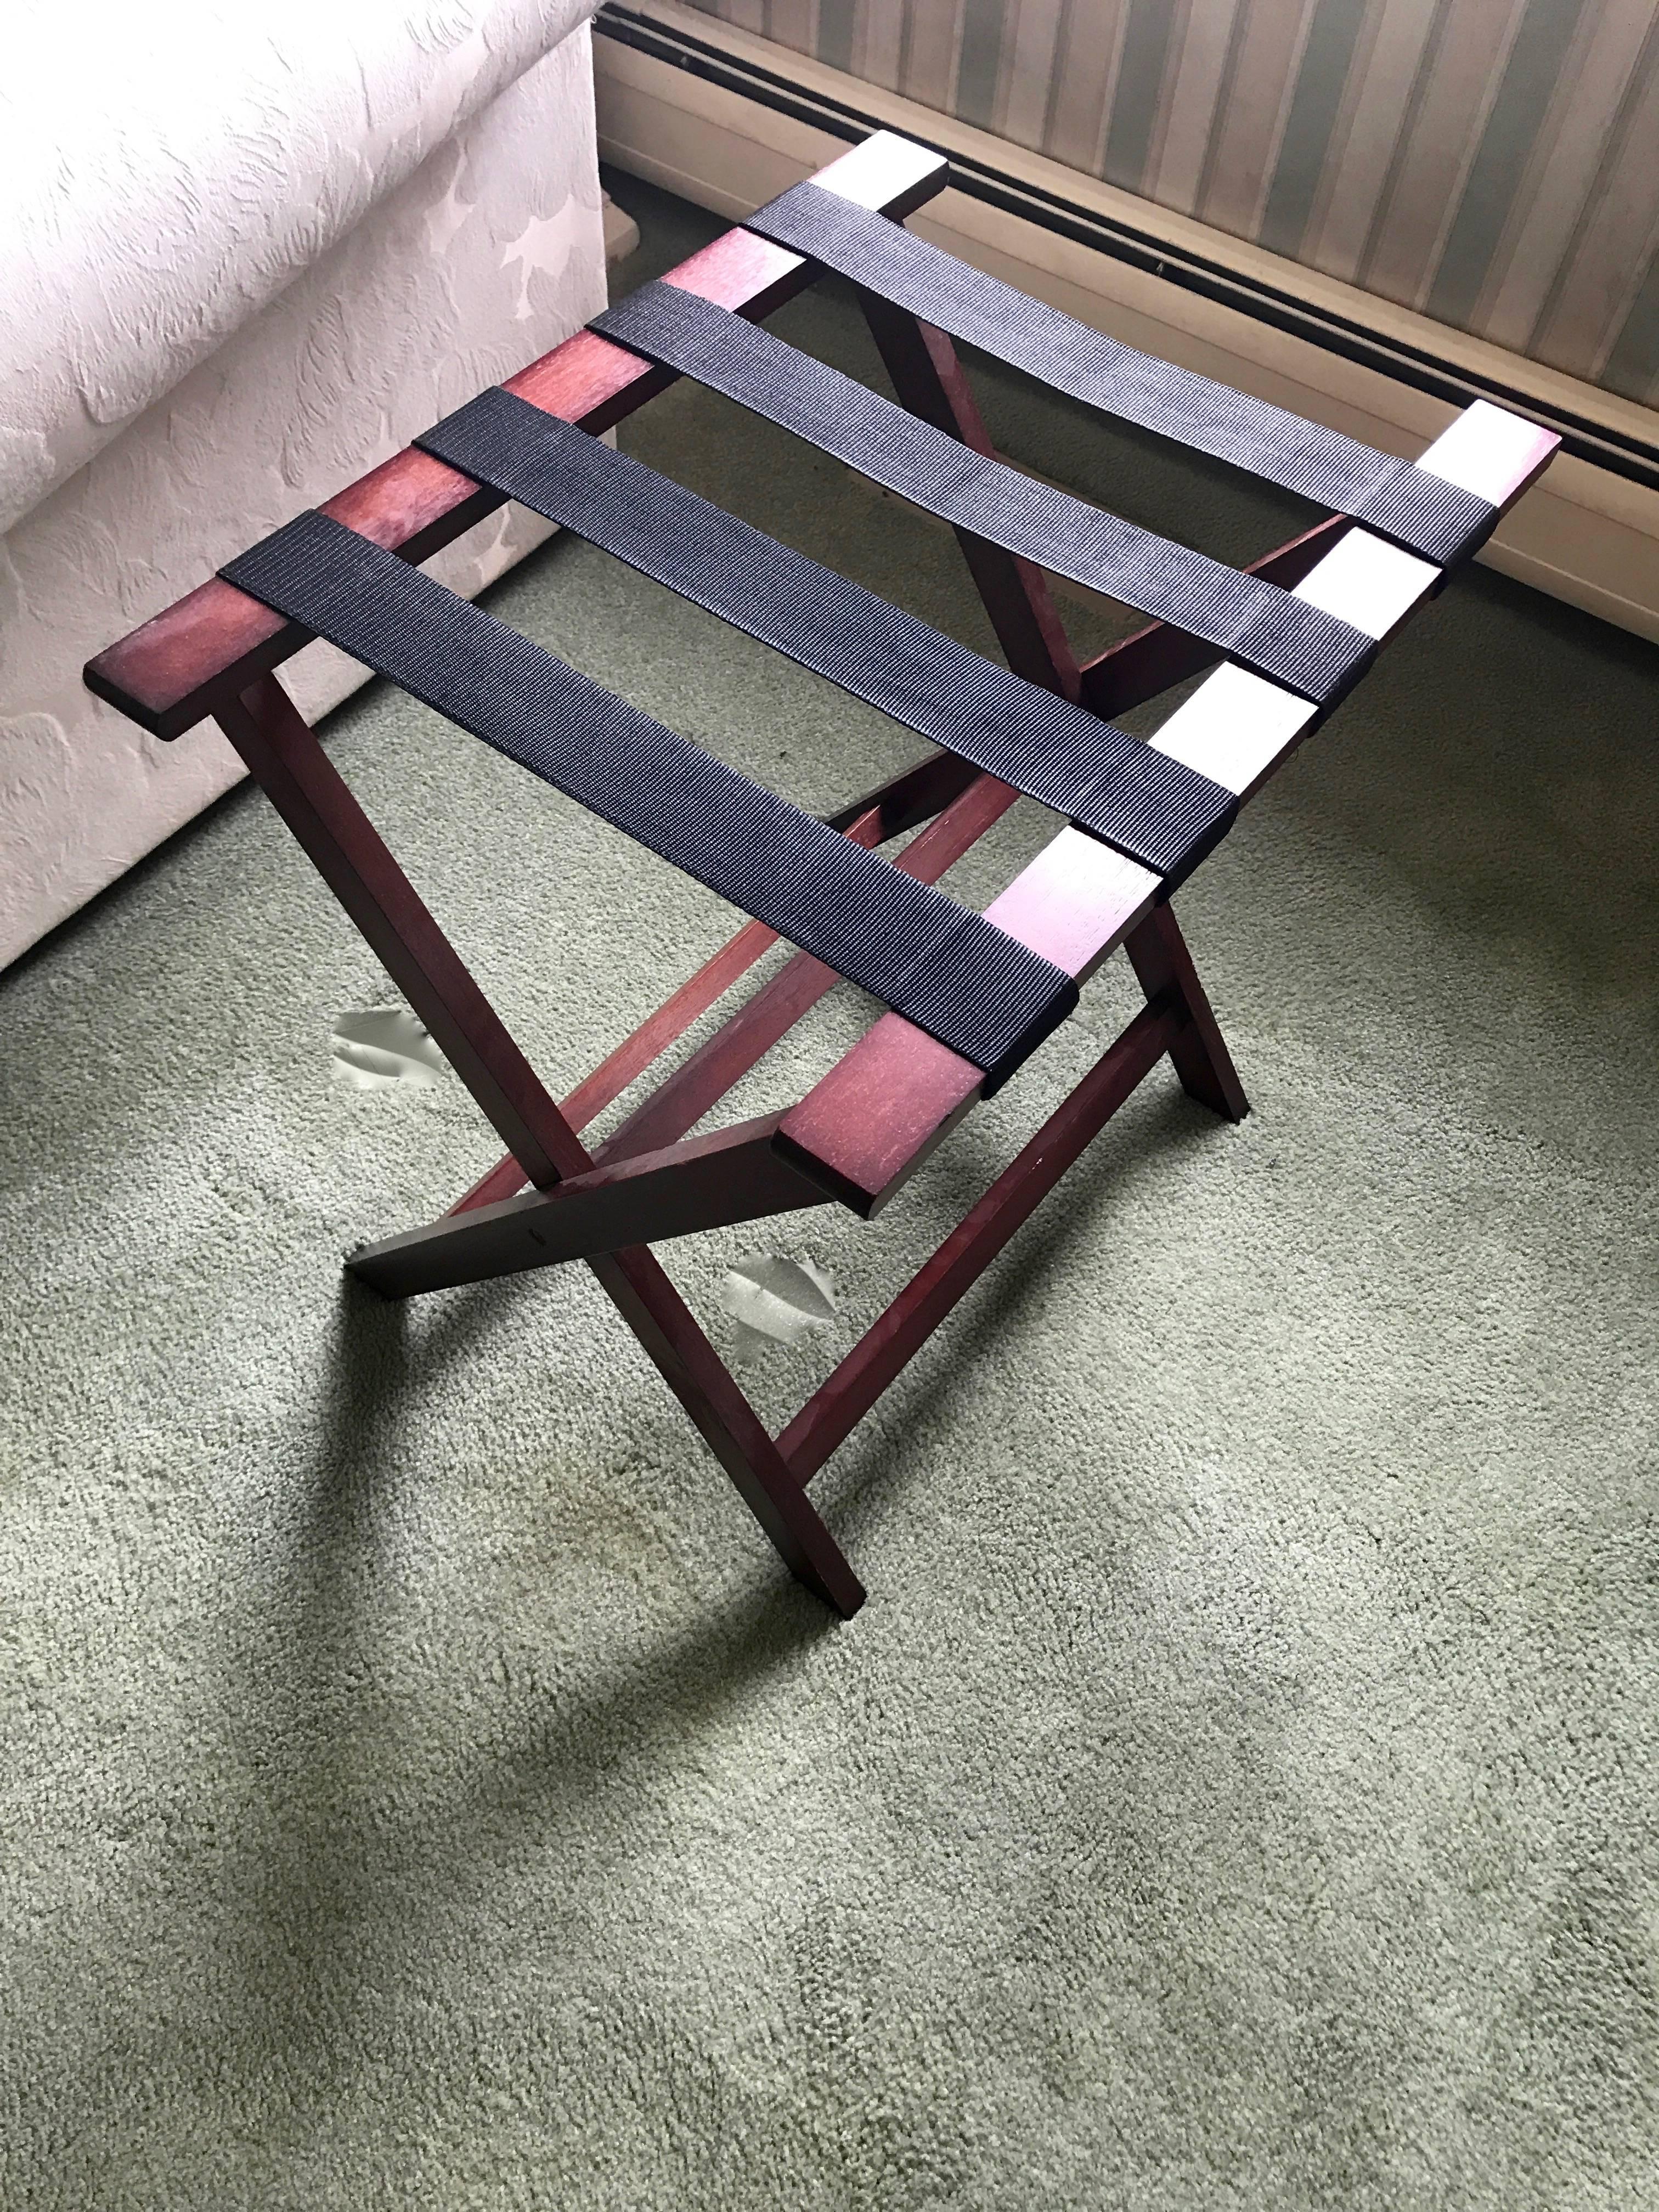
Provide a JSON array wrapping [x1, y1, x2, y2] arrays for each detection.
[[213, 661, 1246, 1618], [215, 673, 867, 1613], [1125, 900, 1250, 1124], [210, 307, 1261, 1617]]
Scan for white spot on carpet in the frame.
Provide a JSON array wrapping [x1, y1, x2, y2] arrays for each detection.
[[720, 1254, 839, 1365], [328, 1005, 449, 1089]]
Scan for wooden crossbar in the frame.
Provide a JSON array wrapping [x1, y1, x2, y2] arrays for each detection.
[[83, 131, 1559, 1621], [350, 1114, 830, 1296]]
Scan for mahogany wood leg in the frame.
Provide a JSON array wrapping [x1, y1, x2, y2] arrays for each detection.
[[859, 296, 1082, 699], [215, 675, 591, 1187], [1123, 900, 1249, 1122], [595, 1246, 866, 1615], [777, 995, 1181, 1484], [215, 675, 862, 1613]]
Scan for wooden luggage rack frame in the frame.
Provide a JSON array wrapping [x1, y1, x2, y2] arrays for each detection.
[[86, 133, 1558, 1617]]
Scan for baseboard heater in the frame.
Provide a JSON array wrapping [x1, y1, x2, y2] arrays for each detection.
[[594, 0, 1659, 645]]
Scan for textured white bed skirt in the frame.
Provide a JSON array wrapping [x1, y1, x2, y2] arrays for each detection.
[[0, 4, 606, 969]]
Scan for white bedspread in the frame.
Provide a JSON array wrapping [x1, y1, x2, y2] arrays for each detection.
[[0, 0, 598, 534], [0, 0, 607, 965]]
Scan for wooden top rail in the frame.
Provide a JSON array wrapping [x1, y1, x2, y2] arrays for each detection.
[[1150, 402, 1561, 801], [83, 132, 950, 742]]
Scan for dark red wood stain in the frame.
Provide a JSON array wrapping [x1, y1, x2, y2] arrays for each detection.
[[81, 133, 1561, 1602]]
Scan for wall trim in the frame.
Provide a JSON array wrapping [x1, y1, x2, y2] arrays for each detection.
[[593, 1, 1659, 647]]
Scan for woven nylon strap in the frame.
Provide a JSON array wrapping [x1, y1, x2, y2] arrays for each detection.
[[591, 281, 1374, 708], [746, 182, 1498, 568], [416, 387, 1235, 883], [220, 512, 1077, 1090]]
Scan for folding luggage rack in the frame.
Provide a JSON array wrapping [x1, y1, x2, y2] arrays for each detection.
[[86, 132, 1558, 1617]]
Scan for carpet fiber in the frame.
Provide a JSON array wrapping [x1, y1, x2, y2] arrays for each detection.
[[3, 175, 1657, 2210]]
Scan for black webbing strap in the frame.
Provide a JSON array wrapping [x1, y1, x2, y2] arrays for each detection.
[[220, 512, 1077, 1090], [746, 181, 1498, 569], [415, 387, 1235, 883], [591, 282, 1374, 707]]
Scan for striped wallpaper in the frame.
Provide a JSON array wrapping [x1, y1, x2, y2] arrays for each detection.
[[687, 0, 1659, 405]]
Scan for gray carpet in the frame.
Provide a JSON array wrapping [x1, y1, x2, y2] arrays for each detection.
[[3, 172, 1657, 2209]]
